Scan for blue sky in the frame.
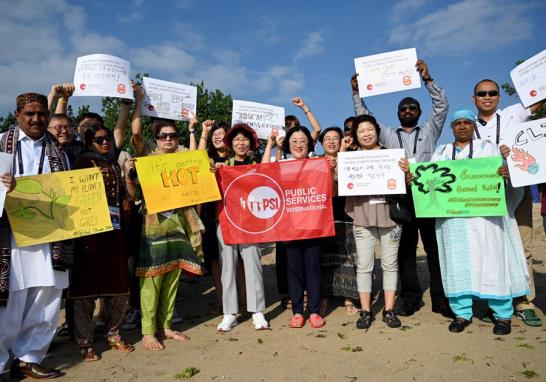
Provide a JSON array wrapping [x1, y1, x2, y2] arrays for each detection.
[[1, 0, 544, 144]]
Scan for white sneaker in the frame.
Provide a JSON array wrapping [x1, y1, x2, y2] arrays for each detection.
[[217, 314, 238, 332], [252, 312, 269, 330]]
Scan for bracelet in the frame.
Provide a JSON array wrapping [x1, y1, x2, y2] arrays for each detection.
[[304, 109, 311, 115], [58, 98, 67, 104], [189, 131, 195, 134]]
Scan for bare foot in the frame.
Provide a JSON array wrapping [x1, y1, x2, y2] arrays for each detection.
[[142, 334, 164, 351], [160, 328, 190, 342], [344, 300, 359, 316]]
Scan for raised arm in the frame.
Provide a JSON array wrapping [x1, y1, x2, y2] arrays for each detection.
[[417, 59, 449, 141], [292, 97, 321, 141], [114, 99, 132, 150], [188, 113, 198, 150], [130, 86, 146, 156], [262, 131, 283, 163], [351, 74, 371, 117], [47, 83, 75, 114], [198, 120, 214, 151]]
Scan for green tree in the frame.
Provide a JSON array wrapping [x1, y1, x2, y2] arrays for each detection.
[[413, 163, 457, 208], [0, 112, 17, 132]]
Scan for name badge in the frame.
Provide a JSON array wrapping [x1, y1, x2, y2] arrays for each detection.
[[109, 206, 121, 230], [369, 196, 386, 204]]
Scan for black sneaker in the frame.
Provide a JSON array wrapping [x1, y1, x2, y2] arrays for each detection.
[[382, 309, 402, 328], [448, 317, 471, 333], [396, 300, 424, 317], [493, 319, 511, 335], [356, 310, 374, 329]]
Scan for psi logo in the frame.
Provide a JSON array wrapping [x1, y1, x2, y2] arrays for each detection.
[[224, 173, 285, 234]]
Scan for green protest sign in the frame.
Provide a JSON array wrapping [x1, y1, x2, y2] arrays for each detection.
[[410, 157, 507, 218]]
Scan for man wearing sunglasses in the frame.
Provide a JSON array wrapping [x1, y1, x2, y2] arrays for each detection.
[[472, 78, 545, 327], [351, 59, 451, 320]]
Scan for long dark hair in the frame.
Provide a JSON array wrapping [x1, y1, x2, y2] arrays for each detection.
[[207, 122, 232, 160]]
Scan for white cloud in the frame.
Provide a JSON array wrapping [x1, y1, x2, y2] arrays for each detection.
[[171, 22, 206, 51], [132, 44, 195, 78], [118, 0, 144, 24], [175, 0, 192, 9], [295, 31, 325, 61], [388, 0, 537, 56]]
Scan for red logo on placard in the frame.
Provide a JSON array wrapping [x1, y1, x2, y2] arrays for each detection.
[[347, 183, 354, 190], [224, 173, 285, 235], [530, 90, 537, 97], [117, 84, 126, 94], [366, 84, 373, 91], [403, 75, 412, 86], [387, 179, 397, 190], [181, 109, 189, 118], [80, 83, 86, 90]]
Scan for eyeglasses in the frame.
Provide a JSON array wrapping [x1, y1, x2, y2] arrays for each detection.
[[323, 137, 340, 143], [93, 135, 112, 144], [156, 132, 180, 140], [289, 139, 308, 146], [50, 125, 72, 132], [398, 104, 419, 113], [233, 137, 250, 144], [475, 90, 499, 97]]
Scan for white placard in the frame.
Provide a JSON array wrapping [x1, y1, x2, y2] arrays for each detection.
[[503, 118, 546, 187], [0, 153, 13, 217], [510, 49, 546, 108], [141, 77, 197, 121], [232, 100, 285, 140], [354, 48, 421, 98], [72, 54, 133, 99], [338, 149, 406, 196]]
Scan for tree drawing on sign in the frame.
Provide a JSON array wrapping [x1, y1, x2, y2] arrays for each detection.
[[511, 147, 539, 175], [413, 164, 456, 209], [10, 178, 71, 223]]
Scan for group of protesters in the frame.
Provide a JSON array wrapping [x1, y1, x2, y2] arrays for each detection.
[[0, 57, 544, 380]]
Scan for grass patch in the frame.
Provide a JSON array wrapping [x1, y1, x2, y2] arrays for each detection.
[[174, 368, 200, 380], [521, 369, 539, 379], [452, 354, 469, 362]]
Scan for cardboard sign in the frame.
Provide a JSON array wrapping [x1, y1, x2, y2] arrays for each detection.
[[141, 77, 197, 121], [503, 118, 546, 187], [135, 150, 221, 214], [232, 100, 285, 139], [354, 48, 421, 97], [510, 49, 546, 107], [217, 158, 334, 244], [73, 54, 133, 99], [337, 149, 406, 196], [6, 168, 113, 247], [410, 157, 507, 218]]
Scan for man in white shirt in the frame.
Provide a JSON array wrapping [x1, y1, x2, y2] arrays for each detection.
[[0, 93, 72, 380], [473, 79, 545, 327]]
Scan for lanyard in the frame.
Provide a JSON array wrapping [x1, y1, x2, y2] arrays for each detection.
[[451, 140, 473, 160], [475, 114, 500, 145], [397, 127, 420, 155], [15, 139, 47, 175]]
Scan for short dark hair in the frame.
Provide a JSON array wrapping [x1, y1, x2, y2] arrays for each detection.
[[152, 121, 177, 137], [285, 115, 300, 128], [83, 125, 111, 149], [473, 79, 500, 95], [351, 115, 381, 149], [283, 125, 314, 155], [343, 116, 355, 130], [79, 112, 104, 126]]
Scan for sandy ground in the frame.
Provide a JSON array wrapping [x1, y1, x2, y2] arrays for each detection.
[[3, 206, 545, 382]]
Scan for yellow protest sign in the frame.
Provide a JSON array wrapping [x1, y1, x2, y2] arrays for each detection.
[[5, 168, 113, 247], [135, 150, 221, 214]]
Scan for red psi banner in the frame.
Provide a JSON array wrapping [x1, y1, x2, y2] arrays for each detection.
[[217, 158, 335, 244]]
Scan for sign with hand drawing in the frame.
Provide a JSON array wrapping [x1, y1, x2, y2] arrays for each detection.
[[6, 168, 113, 247], [502, 118, 546, 187], [410, 157, 507, 218]]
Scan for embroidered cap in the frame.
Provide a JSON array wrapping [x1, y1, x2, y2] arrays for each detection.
[[16, 92, 48, 111]]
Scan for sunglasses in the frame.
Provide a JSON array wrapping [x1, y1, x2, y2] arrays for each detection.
[[398, 104, 419, 112], [93, 135, 112, 144], [156, 132, 180, 140], [475, 90, 499, 97]]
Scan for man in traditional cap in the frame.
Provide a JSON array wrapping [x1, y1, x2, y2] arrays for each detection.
[[0, 93, 72, 379], [472, 78, 545, 327], [351, 59, 451, 319]]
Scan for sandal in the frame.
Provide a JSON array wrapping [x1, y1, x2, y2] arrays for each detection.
[[309, 313, 325, 329], [107, 335, 135, 353], [79, 346, 100, 362], [289, 314, 305, 328], [57, 322, 70, 337], [344, 301, 359, 316]]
